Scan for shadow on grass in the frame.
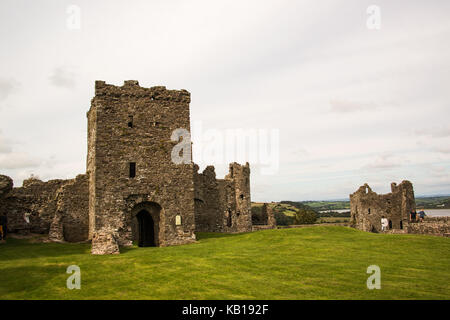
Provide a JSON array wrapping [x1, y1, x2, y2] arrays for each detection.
[[0, 265, 64, 297], [0, 238, 90, 261], [195, 232, 244, 240]]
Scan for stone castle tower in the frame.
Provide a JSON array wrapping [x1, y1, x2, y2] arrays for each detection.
[[87, 80, 196, 248]]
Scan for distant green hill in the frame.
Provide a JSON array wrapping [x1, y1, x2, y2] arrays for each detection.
[[292, 200, 350, 212], [287, 195, 450, 211], [415, 196, 450, 209]]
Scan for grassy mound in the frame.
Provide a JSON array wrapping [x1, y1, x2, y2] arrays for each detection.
[[0, 226, 449, 299]]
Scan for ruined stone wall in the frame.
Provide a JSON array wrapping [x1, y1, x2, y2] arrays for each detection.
[[350, 181, 415, 233], [193, 165, 222, 232], [0, 175, 89, 241], [194, 162, 252, 233], [87, 80, 196, 248], [49, 174, 89, 242], [251, 203, 276, 230], [225, 162, 252, 233], [406, 217, 450, 236], [1, 177, 66, 234], [0, 175, 13, 198]]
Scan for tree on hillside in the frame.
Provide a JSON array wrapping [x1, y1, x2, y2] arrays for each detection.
[[274, 211, 294, 226], [293, 209, 317, 225]]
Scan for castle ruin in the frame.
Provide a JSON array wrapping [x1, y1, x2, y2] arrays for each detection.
[[0, 81, 275, 254], [350, 180, 449, 236]]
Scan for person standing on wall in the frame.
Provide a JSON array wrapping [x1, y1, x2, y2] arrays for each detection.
[[410, 210, 417, 222], [418, 209, 426, 222]]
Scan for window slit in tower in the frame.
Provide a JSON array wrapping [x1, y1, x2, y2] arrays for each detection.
[[129, 162, 136, 178], [128, 115, 133, 128]]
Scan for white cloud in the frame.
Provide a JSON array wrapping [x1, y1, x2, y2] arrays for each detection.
[[329, 99, 377, 113], [0, 152, 41, 169], [0, 131, 12, 153], [49, 67, 76, 88], [362, 154, 402, 170], [416, 126, 450, 138], [0, 77, 19, 101]]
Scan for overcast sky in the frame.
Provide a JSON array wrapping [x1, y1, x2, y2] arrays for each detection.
[[1, 0, 449, 201]]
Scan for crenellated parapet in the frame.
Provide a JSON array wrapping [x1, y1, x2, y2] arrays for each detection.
[[93, 80, 190, 103]]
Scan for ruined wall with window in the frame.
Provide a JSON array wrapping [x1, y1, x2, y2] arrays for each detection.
[[0, 175, 89, 241], [194, 162, 252, 233], [350, 181, 415, 233]]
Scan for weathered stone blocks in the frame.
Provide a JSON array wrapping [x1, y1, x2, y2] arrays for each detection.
[[91, 228, 120, 255]]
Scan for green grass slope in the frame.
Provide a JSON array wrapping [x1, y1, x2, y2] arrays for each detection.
[[0, 226, 449, 300]]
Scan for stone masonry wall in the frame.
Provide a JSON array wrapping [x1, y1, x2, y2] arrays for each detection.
[[406, 217, 450, 236], [194, 162, 252, 233], [0, 177, 67, 234], [251, 203, 276, 231], [49, 174, 89, 242], [0, 175, 89, 241], [193, 165, 222, 232]]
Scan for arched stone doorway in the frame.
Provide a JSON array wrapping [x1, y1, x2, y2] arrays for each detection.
[[131, 202, 162, 247], [136, 210, 155, 247]]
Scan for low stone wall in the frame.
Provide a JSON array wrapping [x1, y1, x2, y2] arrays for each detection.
[[278, 223, 349, 229], [252, 225, 277, 231], [406, 217, 450, 236]]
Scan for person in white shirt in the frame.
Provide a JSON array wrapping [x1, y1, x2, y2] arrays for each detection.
[[381, 216, 389, 231]]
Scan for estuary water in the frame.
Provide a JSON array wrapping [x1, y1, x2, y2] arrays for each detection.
[[319, 209, 450, 217], [422, 209, 450, 217]]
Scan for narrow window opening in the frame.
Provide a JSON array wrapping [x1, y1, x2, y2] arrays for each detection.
[[128, 115, 133, 128], [368, 208, 371, 214], [227, 209, 232, 227], [239, 194, 244, 200], [400, 221, 403, 229], [129, 162, 136, 178]]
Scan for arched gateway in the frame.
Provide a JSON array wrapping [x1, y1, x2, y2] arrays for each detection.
[[131, 202, 162, 247]]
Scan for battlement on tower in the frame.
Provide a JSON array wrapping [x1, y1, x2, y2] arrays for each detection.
[[93, 80, 190, 103]]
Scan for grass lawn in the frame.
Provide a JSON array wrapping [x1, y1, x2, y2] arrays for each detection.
[[0, 226, 449, 300]]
